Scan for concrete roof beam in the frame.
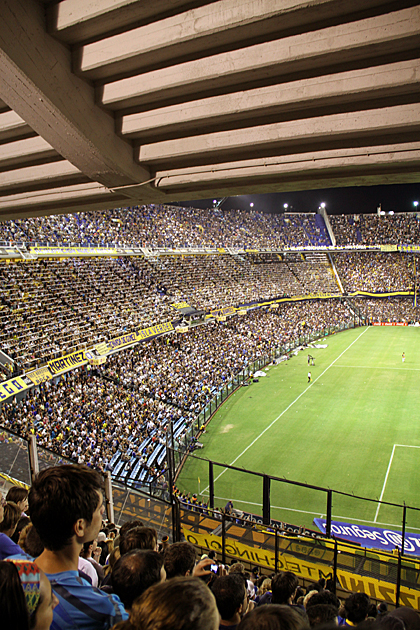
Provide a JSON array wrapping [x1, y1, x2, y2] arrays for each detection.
[[74, 0, 406, 81], [100, 7, 420, 110], [0, 0, 155, 192], [0, 183, 128, 219], [47, 0, 214, 45], [0, 110, 35, 143], [120, 59, 420, 142], [153, 143, 420, 194], [137, 103, 420, 168], [0, 161, 87, 195], [0, 137, 59, 171]]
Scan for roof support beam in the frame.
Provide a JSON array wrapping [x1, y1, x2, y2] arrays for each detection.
[[121, 60, 420, 142], [137, 103, 420, 168], [0, 0, 158, 197], [100, 7, 420, 110]]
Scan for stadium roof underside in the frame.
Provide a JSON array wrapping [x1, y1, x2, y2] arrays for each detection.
[[0, 0, 420, 221]]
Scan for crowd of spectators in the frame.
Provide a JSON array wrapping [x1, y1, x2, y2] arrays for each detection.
[[0, 463, 416, 630], [2, 249, 416, 374], [0, 302, 352, 483], [1, 205, 420, 251], [352, 298, 420, 324], [0, 253, 343, 371], [332, 253, 414, 293], [330, 213, 420, 246], [0, 205, 329, 249]]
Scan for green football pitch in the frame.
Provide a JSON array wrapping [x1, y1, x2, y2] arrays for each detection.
[[177, 326, 420, 533]]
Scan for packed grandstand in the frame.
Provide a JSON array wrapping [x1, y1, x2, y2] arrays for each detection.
[[1, 206, 420, 486], [1, 205, 420, 627]]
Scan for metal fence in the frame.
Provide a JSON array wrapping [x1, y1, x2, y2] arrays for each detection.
[[179, 506, 420, 608], [2, 424, 420, 608]]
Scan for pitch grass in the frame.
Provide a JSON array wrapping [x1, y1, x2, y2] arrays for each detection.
[[177, 326, 420, 532]]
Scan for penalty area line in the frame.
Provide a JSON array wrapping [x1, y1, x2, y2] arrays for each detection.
[[374, 443, 420, 523], [203, 326, 369, 493]]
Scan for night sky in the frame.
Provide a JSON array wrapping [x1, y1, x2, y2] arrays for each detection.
[[179, 182, 420, 215]]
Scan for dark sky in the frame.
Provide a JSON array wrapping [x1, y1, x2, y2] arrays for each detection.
[[179, 183, 420, 215]]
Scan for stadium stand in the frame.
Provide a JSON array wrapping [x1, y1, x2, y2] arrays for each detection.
[[1, 206, 420, 627]]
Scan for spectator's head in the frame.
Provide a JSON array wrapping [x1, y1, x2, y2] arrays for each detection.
[[306, 604, 338, 627], [6, 487, 29, 514], [305, 590, 340, 612], [228, 561, 245, 575], [112, 550, 165, 611], [237, 604, 309, 630], [375, 616, 405, 630], [377, 603, 388, 617], [211, 573, 247, 623], [344, 593, 370, 624], [5, 558, 58, 630], [119, 527, 158, 556], [28, 464, 103, 551], [388, 607, 420, 630], [19, 523, 45, 558], [129, 577, 220, 630], [163, 541, 197, 579], [0, 501, 22, 537], [271, 571, 299, 605], [11, 515, 31, 544], [0, 560, 30, 630], [119, 520, 144, 541]]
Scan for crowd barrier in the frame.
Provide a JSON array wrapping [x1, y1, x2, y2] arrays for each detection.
[[1, 424, 419, 608]]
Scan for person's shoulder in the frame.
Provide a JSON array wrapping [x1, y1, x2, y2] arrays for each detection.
[[47, 569, 129, 613], [0, 534, 25, 560]]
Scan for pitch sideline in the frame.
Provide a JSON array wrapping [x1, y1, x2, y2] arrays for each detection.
[[202, 326, 370, 494]]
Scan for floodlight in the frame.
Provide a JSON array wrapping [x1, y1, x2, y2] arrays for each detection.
[[389, 211, 394, 215], [283, 203, 288, 209], [414, 201, 419, 208], [250, 202, 254, 207], [320, 202, 326, 208]]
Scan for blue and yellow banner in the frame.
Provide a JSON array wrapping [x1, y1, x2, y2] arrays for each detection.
[[0, 376, 30, 402], [27, 366, 53, 385], [48, 350, 87, 375], [107, 321, 174, 351]]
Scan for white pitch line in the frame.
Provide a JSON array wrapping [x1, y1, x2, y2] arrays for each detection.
[[374, 445, 396, 523], [334, 365, 420, 371], [200, 493, 420, 532], [374, 444, 420, 523], [203, 326, 369, 493]]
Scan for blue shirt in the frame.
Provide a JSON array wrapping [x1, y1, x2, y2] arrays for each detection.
[[45, 569, 128, 630], [0, 532, 23, 560]]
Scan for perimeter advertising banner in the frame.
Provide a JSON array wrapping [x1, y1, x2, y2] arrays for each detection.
[[314, 519, 420, 557], [372, 323, 408, 326], [183, 528, 420, 608]]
